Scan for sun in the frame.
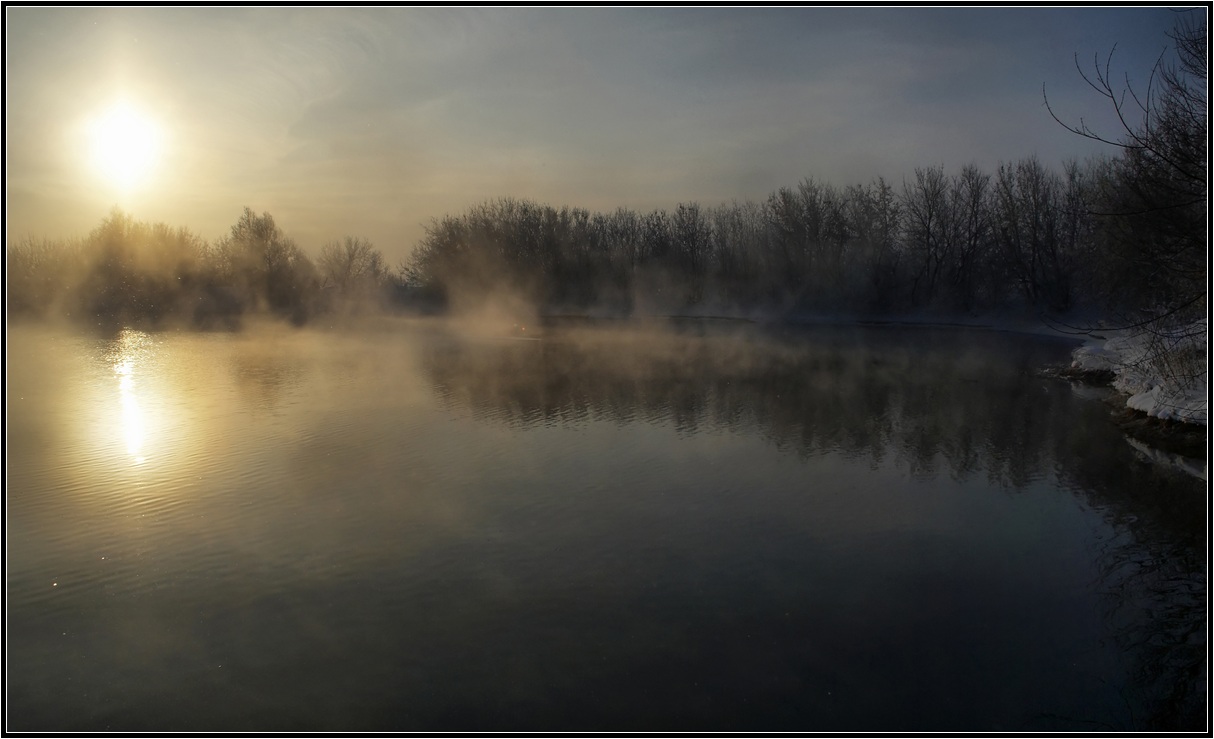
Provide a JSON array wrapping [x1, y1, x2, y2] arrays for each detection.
[[86, 101, 165, 192]]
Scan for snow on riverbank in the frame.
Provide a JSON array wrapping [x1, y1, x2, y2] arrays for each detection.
[[1072, 326, 1208, 426]]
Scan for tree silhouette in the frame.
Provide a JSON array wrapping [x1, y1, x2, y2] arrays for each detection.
[[318, 236, 387, 313], [1044, 10, 1207, 324], [214, 208, 318, 323]]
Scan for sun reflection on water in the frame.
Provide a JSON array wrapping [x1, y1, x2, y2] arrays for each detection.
[[116, 362, 146, 464], [109, 331, 155, 465]]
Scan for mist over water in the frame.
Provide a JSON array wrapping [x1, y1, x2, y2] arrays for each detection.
[[5, 319, 1205, 731]]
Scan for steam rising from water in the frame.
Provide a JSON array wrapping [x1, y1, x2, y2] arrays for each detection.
[[5, 319, 1205, 731]]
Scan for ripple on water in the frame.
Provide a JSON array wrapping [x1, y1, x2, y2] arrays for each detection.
[[4, 323, 1207, 731]]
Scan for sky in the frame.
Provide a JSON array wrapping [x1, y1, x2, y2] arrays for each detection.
[[4, 6, 1200, 267]]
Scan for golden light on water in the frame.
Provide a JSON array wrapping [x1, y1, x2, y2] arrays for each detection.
[[110, 331, 157, 466], [85, 101, 165, 193], [115, 361, 146, 465]]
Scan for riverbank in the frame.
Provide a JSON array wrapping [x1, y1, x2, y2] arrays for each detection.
[[1059, 326, 1207, 464], [1108, 399, 1208, 463], [1069, 329, 1208, 426]]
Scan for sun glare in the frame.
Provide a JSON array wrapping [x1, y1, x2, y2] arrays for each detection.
[[86, 101, 165, 192]]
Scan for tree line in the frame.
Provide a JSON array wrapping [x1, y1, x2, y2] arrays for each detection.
[[3, 150, 1194, 332], [405, 11, 1203, 334], [406, 12, 1203, 331], [7, 207, 394, 329], [404, 156, 1121, 319]]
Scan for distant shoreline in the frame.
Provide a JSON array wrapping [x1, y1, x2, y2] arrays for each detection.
[[537, 310, 1091, 341]]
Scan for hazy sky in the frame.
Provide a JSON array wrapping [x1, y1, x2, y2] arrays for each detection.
[[4, 6, 1196, 266]]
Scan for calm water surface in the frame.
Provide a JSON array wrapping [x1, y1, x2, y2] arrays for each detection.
[[5, 318, 1206, 731]]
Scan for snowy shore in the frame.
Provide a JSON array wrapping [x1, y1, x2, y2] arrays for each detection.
[[1070, 328, 1208, 427]]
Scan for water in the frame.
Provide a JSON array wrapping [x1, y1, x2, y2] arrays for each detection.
[[5, 318, 1206, 731]]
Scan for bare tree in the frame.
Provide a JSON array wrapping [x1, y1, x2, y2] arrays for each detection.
[[1043, 10, 1206, 322], [1043, 12, 1206, 400], [901, 166, 952, 307], [319, 237, 385, 291], [948, 164, 994, 311], [318, 236, 387, 314], [214, 208, 316, 321], [992, 157, 1076, 312]]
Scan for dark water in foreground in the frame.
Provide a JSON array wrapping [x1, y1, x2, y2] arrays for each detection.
[[5, 319, 1206, 731]]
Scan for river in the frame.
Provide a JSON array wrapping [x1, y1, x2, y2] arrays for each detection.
[[5, 318, 1206, 731]]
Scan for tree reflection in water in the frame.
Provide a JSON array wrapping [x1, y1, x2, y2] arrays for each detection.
[[419, 321, 1206, 730], [1064, 454, 1205, 730]]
